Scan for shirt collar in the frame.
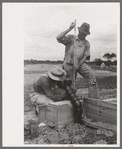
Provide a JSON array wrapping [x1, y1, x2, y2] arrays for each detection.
[[75, 35, 86, 43], [75, 35, 79, 40]]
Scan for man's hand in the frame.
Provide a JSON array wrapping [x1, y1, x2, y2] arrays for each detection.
[[63, 79, 72, 87], [74, 65, 79, 71], [69, 22, 75, 30], [54, 92, 67, 102]]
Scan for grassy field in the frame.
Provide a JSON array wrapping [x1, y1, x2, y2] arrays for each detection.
[[24, 64, 117, 145], [24, 64, 117, 94]]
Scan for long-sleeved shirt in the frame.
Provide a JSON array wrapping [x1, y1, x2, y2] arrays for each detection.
[[33, 73, 66, 101]]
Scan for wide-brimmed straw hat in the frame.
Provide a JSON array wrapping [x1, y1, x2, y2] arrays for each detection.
[[47, 67, 66, 81], [78, 22, 90, 35]]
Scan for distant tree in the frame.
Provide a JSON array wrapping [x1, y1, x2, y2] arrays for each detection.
[[93, 58, 103, 65], [105, 60, 111, 67], [111, 53, 116, 59], [112, 60, 117, 65], [94, 58, 102, 62], [103, 53, 116, 61]]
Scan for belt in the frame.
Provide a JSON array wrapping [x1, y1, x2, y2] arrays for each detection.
[[66, 62, 73, 66]]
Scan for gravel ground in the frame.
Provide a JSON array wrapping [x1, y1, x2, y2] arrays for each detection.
[[24, 120, 117, 145], [24, 87, 117, 145]]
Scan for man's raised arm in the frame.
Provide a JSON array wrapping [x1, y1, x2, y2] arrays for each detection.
[[56, 22, 75, 42]]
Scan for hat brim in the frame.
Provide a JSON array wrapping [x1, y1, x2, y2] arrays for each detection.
[[47, 70, 66, 81], [78, 27, 90, 35]]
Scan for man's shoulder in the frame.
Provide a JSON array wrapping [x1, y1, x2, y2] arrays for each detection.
[[40, 73, 49, 81], [67, 34, 75, 39], [66, 34, 76, 43], [67, 34, 75, 37], [85, 39, 90, 46], [85, 39, 90, 44]]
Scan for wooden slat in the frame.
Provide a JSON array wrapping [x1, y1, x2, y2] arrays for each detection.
[[83, 103, 117, 118], [102, 98, 117, 104], [110, 101, 117, 104], [83, 103, 116, 114], [46, 106, 58, 124], [83, 102, 117, 125], [85, 112, 116, 125], [58, 105, 74, 123], [102, 98, 117, 102], [82, 117, 117, 132], [83, 97, 117, 110], [38, 105, 46, 123], [83, 104, 101, 115], [100, 110, 116, 124], [84, 109, 116, 125]]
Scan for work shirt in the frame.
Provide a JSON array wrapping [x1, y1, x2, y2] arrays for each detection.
[[33, 73, 66, 101], [57, 34, 90, 66]]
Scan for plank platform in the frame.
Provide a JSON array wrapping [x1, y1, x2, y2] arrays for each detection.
[[82, 97, 117, 131]]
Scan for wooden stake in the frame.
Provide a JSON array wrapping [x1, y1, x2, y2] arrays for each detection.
[[72, 19, 76, 88]]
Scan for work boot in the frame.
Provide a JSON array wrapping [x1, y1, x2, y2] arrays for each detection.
[[88, 83, 99, 99], [74, 109, 82, 123]]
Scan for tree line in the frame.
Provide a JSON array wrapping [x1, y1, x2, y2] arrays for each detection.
[[24, 53, 117, 66], [91, 53, 117, 66]]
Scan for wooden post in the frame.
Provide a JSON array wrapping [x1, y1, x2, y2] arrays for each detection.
[[72, 19, 76, 88]]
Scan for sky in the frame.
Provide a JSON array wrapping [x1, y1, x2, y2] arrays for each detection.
[[23, 3, 119, 61]]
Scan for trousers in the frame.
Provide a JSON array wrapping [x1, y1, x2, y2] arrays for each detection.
[[63, 62, 96, 85]]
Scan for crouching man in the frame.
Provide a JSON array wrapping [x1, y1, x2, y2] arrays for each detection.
[[33, 66, 68, 102], [33, 66, 82, 123]]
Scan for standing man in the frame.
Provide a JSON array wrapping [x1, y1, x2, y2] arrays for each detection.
[[56, 22, 99, 99]]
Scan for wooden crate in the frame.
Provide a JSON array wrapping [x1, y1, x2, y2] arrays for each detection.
[[38, 100, 74, 128], [82, 97, 117, 131]]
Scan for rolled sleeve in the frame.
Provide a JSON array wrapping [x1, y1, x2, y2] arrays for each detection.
[[41, 81, 56, 100], [84, 41, 90, 57]]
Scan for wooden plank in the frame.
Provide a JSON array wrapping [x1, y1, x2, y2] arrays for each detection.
[[102, 98, 117, 102], [83, 103, 117, 117], [100, 109, 116, 124], [83, 103, 117, 125], [58, 105, 74, 124], [46, 106, 58, 125], [84, 108, 116, 124], [101, 107, 116, 117], [83, 104, 101, 115], [85, 112, 116, 125], [83, 97, 117, 110], [102, 98, 117, 104], [86, 113, 116, 125], [82, 117, 117, 132], [110, 101, 117, 104], [38, 105, 46, 123]]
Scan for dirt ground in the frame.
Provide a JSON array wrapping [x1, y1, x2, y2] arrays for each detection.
[[24, 64, 117, 145]]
